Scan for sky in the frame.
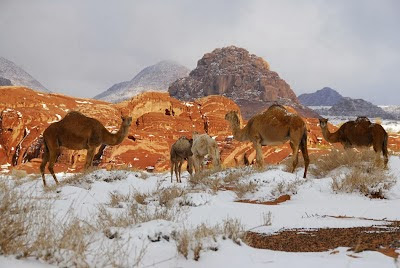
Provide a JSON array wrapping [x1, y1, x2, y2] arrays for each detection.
[[0, 0, 399, 104]]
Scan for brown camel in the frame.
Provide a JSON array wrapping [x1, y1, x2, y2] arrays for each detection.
[[319, 117, 388, 167], [170, 136, 193, 183], [40, 111, 132, 186], [225, 104, 310, 178]]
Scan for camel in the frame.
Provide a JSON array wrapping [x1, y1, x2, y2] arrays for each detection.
[[191, 133, 221, 173], [225, 104, 310, 178], [170, 136, 193, 183], [40, 111, 132, 186], [319, 117, 388, 167]]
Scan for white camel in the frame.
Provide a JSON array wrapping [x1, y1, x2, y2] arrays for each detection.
[[191, 133, 221, 172]]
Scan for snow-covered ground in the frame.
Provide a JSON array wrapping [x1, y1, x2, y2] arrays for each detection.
[[1, 156, 400, 267]]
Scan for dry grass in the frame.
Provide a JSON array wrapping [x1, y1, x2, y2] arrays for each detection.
[[310, 149, 382, 178], [331, 167, 396, 198], [175, 217, 245, 261], [233, 181, 257, 199], [270, 179, 303, 197]]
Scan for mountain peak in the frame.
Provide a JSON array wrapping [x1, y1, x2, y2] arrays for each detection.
[[0, 57, 49, 92], [94, 60, 189, 103], [298, 87, 343, 106]]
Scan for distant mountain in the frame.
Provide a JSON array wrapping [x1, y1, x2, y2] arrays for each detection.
[[315, 97, 394, 119], [298, 87, 343, 106], [94, 60, 190, 103], [0, 57, 49, 92]]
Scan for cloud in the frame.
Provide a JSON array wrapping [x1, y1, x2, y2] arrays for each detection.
[[0, 0, 399, 104]]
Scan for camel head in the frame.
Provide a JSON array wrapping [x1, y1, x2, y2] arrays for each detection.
[[121, 116, 133, 128], [318, 118, 328, 129], [225, 111, 240, 125]]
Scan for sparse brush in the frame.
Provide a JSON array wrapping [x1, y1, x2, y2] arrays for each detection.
[[310, 149, 379, 178], [262, 211, 272, 226], [270, 179, 303, 197], [233, 181, 257, 199], [176, 229, 190, 259], [222, 217, 244, 245], [331, 166, 396, 198], [158, 186, 186, 207]]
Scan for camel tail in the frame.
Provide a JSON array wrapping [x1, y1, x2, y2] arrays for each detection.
[[383, 132, 388, 155], [300, 130, 310, 178]]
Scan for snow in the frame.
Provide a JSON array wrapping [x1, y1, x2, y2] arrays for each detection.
[[1, 157, 400, 267], [41, 103, 49, 110], [75, 100, 93, 104]]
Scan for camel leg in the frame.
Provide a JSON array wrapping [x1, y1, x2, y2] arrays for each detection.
[[193, 154, 200, 174], [84, 147, 96, 170], [47, 148, 60, 185], [178, 160, 183, 183], [170, 160, 174, 183], [40, 144, 49, 186], [299, 133, 310, 178], [174, 161, 179, 183], [187, 157, 193, 178], [253, 138, 263, 168], [290, 142, 300, 174]]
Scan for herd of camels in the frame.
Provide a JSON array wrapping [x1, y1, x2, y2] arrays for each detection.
[[39, 105, 389, 186]]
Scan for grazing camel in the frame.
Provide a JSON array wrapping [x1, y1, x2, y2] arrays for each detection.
[[40, 111, 132, 186], [225, 104, 309, 178], [170, 136, 193, 183], [191, 133, 221, 173], [319, 117, 388, 167]]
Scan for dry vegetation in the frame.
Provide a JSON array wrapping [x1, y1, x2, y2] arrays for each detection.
[[331, 166, 396, 198], [188, 168, 257, 199], [176, 217, 246, 261]]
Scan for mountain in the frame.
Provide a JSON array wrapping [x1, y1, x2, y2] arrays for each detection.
[[0, 57, 49, 92], [168, 46, 318, 119], [94, 60, 190, 103], [298, 87, 343, 106], [326, 97, 395, 119], [0, 77, 12, 86]]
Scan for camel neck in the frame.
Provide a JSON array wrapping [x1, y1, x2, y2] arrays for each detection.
[[103, 122, 129, 145], [229, 120, 248, 142], [321, 126, 336, 143]]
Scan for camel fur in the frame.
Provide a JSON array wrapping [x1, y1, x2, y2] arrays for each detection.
[[191, 133, 221, 173], [170, 136, 193, 183], [40, 111, 132, 186], [225, 104, 309, 178], [319, 117, 388, 167]]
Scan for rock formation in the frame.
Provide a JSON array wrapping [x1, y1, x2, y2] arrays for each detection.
[[168, 46, 318, 119], [2, 86, 398, 175], [94, 60, 190, 103]]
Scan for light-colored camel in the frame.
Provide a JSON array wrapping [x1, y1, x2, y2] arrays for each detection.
[[40, 111, 132, 186], [225, 104, 309, 178], [319, 117, 388, 167], [170, 136, 193, 183], [191, 133, 221, 173]]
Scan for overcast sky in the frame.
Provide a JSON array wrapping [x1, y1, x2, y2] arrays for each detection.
[[0, 0, 399, 104]]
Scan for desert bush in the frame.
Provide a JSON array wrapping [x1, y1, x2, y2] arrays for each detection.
[[270, 179, 303, 197], [310, 149, 379, 178], [331, 166, 396, 198], [233, 181, 257, 199], [175, 217, 245, 261]]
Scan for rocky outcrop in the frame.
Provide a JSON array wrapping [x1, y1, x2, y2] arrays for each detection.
[[298, 87, 343, 106], [168, 46, 318, 119], [0, 77, 12, 86], [94, 60, 190, 103], [5, 86, 395, 175], [0, 57, 49, 92]]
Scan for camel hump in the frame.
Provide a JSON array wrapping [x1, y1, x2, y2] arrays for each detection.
[[355, 116, 371, 124], [268, 104, 287, 111]]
